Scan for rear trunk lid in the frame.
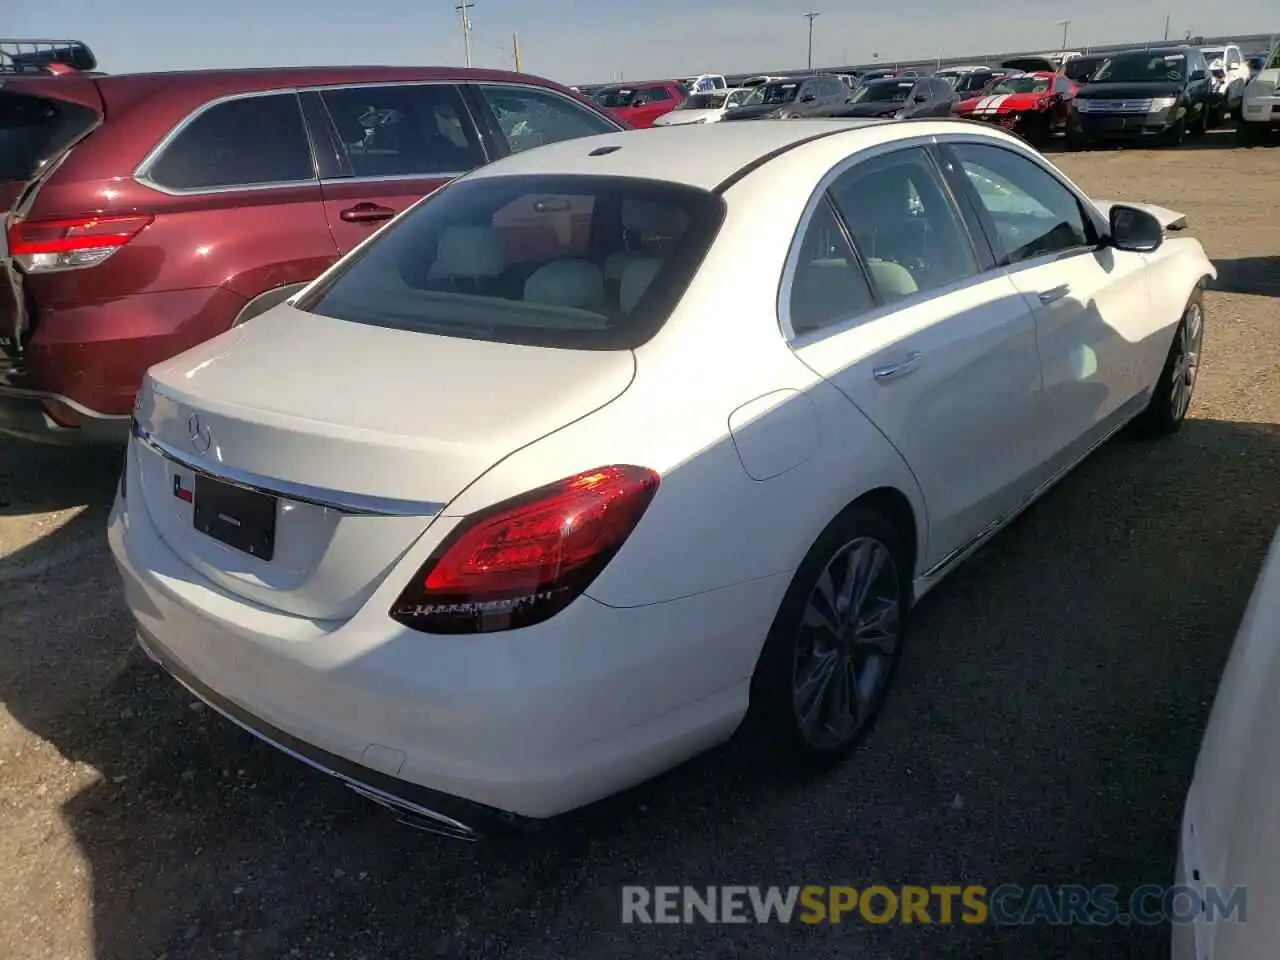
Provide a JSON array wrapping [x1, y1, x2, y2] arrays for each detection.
[[0, 76, 103, 357], [131, 304, 637, 621]]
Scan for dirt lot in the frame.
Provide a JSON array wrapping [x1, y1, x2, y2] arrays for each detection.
[[2, 132, 1279, 960]]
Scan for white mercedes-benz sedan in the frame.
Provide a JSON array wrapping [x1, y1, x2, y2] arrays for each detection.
[[109, 119, 1215, 839]]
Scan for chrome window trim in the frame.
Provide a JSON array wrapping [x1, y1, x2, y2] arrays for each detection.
[[130, 419, 445, 518], [777, 133, 975, 342], [134, 88, 319, 197], [317, 172, 465, 187]]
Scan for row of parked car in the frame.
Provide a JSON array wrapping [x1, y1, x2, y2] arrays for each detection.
[[573, 43, 1280, 149]]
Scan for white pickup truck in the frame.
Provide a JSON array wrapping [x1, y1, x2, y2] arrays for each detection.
[[1237, 42, 1280, 144], [1201, 43, 1251, 124]]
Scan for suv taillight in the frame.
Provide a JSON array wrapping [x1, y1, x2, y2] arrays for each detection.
[[390, 466, 660, 635], [7, 214, 153, 273]]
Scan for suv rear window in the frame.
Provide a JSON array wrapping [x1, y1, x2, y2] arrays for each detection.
[[298, 174, 725, 350], [0, 91, 98, 185]]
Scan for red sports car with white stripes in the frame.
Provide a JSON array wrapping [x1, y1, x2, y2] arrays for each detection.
[[952, 71, 1078, 146]]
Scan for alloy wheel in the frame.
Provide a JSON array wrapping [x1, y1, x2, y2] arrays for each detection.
[[1170, 301, 1204, 421], [792, 537, 901, 749]]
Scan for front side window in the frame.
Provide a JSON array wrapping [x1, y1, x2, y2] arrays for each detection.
[[634, 86, 672, 105], [949, 142, 1091, 263], [827, 147, 978, 303], [297, 175, 724, 350], [477, 84, 616, 155], [147, 93, 313, 191], [851, 81, 911, 103], [320, 84, 484, 178], [757, 82, 801, 104]]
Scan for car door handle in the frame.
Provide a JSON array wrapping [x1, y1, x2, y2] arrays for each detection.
[[339, 203, 396, 224], [1038, 286, 1070, 304], [873, 351, 922, 382]]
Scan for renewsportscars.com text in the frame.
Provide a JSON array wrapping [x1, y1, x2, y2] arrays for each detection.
[[621, 884, 1246, 926]]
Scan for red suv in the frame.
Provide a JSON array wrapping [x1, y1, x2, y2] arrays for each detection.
[[0, 61, 623, 443], [593, 82, 687, 128]]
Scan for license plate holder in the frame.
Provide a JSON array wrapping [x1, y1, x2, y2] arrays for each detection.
[[193, 473, 277, 561]]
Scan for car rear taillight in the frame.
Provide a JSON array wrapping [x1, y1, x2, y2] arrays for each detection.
[[7, 214, 153, 273], [390, 466, 660, 635]]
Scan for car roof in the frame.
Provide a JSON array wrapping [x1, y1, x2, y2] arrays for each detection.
[[91, 64, 561, 99], [462, 119, 895, 191]]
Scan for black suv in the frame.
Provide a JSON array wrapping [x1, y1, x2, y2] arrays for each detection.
[[722, 75, 849, 120], [1067, 46, 1213, 147]]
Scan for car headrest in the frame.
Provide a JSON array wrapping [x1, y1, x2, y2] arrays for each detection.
[[619, 257, 663, 313], [523, 259, 606, 311], [865, 258, 918, 301], [429, 225, 506, 279], [621, 198, 689, 237]]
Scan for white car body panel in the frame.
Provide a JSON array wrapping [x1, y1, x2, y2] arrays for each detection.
[[108, 119, 1217, 826], [1175, 527, 1280, 960], [1202, 44, 1250, 109], [652, 89, 754, 126]]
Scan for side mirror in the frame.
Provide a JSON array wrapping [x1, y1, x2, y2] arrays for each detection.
[[1108, 205, 1163, 253]]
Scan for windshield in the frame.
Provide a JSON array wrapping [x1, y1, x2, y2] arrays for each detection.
[[1094, 52, 1187, 83], [297, 175, 725, 351], [725, 89, 753, 108], [596, 88, 649, 108], [756, 81, 801, 104], [1201, 49, 1223, 63], [679, 93, 728, 109], [989, 75, 1051, 94], [1269, 45, 1280, 69], [851, 80, 914, 103], [1063, 57, 1105, 81]]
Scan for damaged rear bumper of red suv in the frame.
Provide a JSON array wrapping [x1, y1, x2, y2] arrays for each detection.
[[0, 285, 245, 445]]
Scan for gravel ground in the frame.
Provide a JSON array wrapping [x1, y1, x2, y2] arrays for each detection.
[[2, 132, 1278, 960]]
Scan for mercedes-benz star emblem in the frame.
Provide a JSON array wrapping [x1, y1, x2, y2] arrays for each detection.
[[188, 413, 213, 454]]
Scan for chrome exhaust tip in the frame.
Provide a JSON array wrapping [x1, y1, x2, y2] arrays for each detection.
[[346, 784, 478, 841]]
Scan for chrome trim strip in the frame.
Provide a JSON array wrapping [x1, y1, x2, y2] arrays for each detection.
[[134, 630, 476, 840], [918, 411, 1134, 583], [130, 419, 445, 518], [317, 172, 464, 187]]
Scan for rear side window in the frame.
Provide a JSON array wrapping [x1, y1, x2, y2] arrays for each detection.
[[297, 174, 725, 350], [0, 92, 98, 185], [145, 93, 314, 191], [320, 84, 485, 178]]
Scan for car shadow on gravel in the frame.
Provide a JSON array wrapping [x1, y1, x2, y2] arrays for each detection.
[[1211, 256, 1280, 297], [2, 417, 1280, 960]]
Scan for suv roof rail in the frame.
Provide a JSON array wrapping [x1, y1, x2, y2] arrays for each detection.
[[0, 38, 97, 75]]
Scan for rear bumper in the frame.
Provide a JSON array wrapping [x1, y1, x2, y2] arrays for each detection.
[[0, 363, 129, 444], [9, 285, 246, 420], [107, 460, 780, 821]]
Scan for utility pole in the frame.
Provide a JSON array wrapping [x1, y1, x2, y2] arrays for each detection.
[[1163, 14, 1170, 40], [512, 32, 521, 72], [455, 0, 474, 68], [1057, 19, 1071, 51], [803, 12, 820, 70]]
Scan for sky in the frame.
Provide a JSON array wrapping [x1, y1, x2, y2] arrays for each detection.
[[10, 0, 1277, 84]]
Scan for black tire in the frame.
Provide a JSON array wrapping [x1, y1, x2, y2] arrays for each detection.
[[1064, 131, 1084, 151], [1131, 288, 1205, 438], [746, 505, 910, 770], [1236, 121, 1258, 146], [1162, 115, 1187, 147]]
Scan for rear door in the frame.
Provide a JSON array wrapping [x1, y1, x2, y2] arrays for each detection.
[[0, 77, 102, 356], [305, 82, 490, 255]]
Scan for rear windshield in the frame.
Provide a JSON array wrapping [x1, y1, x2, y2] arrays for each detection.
[[0, 91, 97, 184], [298, 174, 726, 350]]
